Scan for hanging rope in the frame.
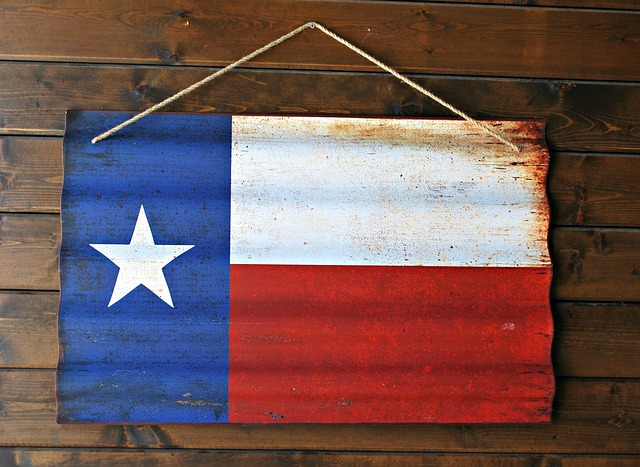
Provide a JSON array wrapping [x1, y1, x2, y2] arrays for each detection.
[[92, 22, 520, 152]]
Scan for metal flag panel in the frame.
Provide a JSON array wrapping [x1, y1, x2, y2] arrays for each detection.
[[58, 111, 553, 424]]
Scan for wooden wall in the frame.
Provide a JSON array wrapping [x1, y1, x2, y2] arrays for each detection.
[[1, 0, 639, 465]]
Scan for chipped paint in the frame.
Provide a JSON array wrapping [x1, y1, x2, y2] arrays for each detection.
[[59, 112, 553, 424], [230, 116, 550, 268]]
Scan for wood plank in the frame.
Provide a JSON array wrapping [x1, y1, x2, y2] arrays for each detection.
[[549, 153, 640, 227], [2, 291, 638, 378], [6, 136, 640, 227], [423, 0, 640, 10], [2, 449, 640, 467], [3, 215, 640, 301], [553, 303, 640, 378], [0, 214, 59, 291], [0, 292, 58, 369], [551, 228, 640, 301], [1, 64, 640, 153], [0, 138, 61, 213], [0, 371, 638, 452], [0, 1, 638, 81]]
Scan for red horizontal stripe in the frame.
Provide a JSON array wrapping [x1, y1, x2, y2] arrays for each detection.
[[228, 265, 553, 423]]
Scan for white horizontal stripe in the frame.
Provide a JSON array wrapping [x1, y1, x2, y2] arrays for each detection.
[[230, 116, 550, 267]]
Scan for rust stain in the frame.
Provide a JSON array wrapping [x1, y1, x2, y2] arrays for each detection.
[[233, 116, 551, 267]]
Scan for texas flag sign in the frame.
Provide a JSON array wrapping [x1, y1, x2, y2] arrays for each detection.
[[57, 111, 554, 424]]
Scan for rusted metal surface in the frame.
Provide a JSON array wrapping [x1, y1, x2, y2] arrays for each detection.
[[230, 117, 550, 268], [58, 112, 553, 424]]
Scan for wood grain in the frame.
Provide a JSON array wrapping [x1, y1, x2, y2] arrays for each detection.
[[1, 2, 638, 81], [2, 291, 638, 378], [5, 137, 640, 227], [0, 214, 59, 290], [0, 292, 58, 369], [1, 64, 640, 153], [0, 371, 637, 452], [423, 0, 640, 10], [549, 153, 640, 227], [551, 228, 640, 301], [0, 138, 61, 213], [3, 214, 640, 301], [0, 0, 639, 460], [553, 303, 640, 378], [3, 449, 640, 467]]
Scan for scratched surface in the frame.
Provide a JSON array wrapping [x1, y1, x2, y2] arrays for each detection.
[[230, 116, 550, 267], [58, 112, 553, 424]]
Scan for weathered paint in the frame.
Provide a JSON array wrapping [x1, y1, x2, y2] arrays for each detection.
[[228, 265, 553, 423], [58, 112, 553, 424], [230, 116, 550, 267]]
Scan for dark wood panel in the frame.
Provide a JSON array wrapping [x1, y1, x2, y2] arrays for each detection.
[[549, 153, 640, 227], [0, 372, 638, 452], [0, 1, 637, 81], [0, 0, 637, 461], [2, 291, 638, 378], [423, 0, 640, 10], [1, 64, 640, 153], [2, 449, 640, 467], [551, 228, 640, 301], [0, 292, 58, 369], [0, 138, 61, 213], [3, 215, 640, 301], [5, 137, 640, 227], [0, 214, 59, 291], [553, 303, 640, 378]]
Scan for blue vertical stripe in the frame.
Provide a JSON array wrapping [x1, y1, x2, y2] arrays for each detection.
[[59, 112, 231, 423]]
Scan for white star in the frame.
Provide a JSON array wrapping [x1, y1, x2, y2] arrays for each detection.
[[90, 205, 194, 308]]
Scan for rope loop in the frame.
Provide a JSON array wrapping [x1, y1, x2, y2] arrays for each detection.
[[92, 22, 520, 152]]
